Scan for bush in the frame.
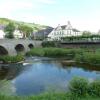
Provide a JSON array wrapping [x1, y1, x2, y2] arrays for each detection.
[[0, 55, 24, 63], [69, 77, 88, 97], [75, 52, 100, 65], [88, 80, 100, 97], [42, 41, 56, 47]]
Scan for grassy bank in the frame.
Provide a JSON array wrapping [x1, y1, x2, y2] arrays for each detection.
[[75, 52, 100, 66], [0, 55, 24, 63], [26, 48, 83, 58], [26, 47, 100, 65], [0, 94, 100, 100], [0, 47, 100, 65]]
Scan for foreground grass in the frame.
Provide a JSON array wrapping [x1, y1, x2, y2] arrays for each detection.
[[0, 93, 100, 100]]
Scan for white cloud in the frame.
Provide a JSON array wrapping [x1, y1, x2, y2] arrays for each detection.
[[0, 0, 34, 17], [0, 0, 43, 20], [12, 12, 46, 24], [36, 0, 56, 4]]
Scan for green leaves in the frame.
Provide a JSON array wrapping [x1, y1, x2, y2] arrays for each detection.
[[69, 77, 88, 97], [18, 25, 33, 38], [0, 55, 24, 63], [88, 80, 100, 96], [4, 22, 15, 39]]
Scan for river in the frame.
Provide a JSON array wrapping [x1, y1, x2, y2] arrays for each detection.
[[0, 57, 100, 96]]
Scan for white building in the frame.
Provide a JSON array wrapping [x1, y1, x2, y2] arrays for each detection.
[[14, 30, 23, 39], [48, 21, 82, 41], [0, 25, 5, 39], [0, 30, 5, 39]]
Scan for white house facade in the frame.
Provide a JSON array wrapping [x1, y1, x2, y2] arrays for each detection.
[[0, 25, 5, 39], [0, 30, 5, 39], [48, 21, 82, 40], [13, 30, 23, 39]]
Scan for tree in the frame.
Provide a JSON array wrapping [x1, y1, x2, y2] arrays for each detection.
[[82, 31, 92, 36], [18, 25, 33, 38], [4, 22, 15, 39]]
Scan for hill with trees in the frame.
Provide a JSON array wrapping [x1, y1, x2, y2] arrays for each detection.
[[0, 18, 49, 32]]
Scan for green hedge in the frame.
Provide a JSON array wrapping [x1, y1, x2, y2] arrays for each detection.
[[42, 41, 56, 47]]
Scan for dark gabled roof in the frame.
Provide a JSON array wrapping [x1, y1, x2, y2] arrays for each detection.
[[72, 28, 80, 32], [34, 27, 54, 36], [61, 25, 67, 30]]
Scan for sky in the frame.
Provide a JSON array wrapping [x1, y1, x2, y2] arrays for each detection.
[[0, 0, 100, 32]]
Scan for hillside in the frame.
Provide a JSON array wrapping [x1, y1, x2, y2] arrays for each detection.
[[0, 18, 50, 32]]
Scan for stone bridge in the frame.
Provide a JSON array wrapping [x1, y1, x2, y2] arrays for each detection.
[[0, 39, 42, 56]]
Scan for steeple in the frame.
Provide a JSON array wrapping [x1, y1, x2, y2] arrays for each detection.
[[67, 21, 72, 29]]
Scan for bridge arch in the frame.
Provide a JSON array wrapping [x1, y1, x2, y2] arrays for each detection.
[[0, 46, 8, 55], [28, 43, 34, 49], [15, 44, 25, 53]]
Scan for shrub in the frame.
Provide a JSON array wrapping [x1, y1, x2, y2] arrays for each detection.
[[69, 77, 88, 97], [42, 41, 56, 47], [75, 52, 100, 65], [0, 55, 24, 63], [88, 80, 100, 97]]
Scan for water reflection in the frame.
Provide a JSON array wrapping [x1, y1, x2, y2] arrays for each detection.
[[0, 64, 24, 80], [0, 57, 100, 96], [61, 61, 100, 72]]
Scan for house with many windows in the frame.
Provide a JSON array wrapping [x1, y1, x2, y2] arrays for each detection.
[[48, 21, 82, 41]]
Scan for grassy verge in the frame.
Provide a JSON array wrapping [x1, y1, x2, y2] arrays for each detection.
[[0, 55, 25, 64]]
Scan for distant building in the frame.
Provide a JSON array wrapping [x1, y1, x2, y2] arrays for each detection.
[[0, 25, 5, 39], [13, 30, 23, 39], [48, 21, 82, 41], [33, 27, 53, 40], [0, 25, 23, 39]]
